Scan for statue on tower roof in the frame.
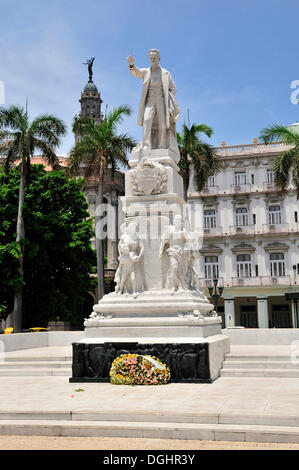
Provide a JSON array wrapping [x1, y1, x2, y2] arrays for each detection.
[[83, 57, 95, 82]]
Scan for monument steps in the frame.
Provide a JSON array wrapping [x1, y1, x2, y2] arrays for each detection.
[[222, 360, 299, 370], [0, 418, 299, 442], [1, 410, 299, 428], [220, 352, 299, 377], [221, 369, 299, 378], [0, 357, 71, 376], [0, 368, 72, 377], [0, 361, 71, 369]]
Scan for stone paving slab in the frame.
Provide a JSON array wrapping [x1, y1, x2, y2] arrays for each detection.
[[1, 375, 299, 419]]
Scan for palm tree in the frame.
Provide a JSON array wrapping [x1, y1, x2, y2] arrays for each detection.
[[177, 123, 223, 200], [69, 105, 136, 300], [259, 124, 299, 198], [0, 105, 66, 331]]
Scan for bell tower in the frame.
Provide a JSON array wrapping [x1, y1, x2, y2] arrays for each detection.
[[74, 58, 103, 142]]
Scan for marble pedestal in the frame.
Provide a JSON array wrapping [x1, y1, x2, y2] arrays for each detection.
[[70, 147, 230, 383]]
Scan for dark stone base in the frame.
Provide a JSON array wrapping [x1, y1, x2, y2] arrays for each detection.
[[69, 341, 212, 384]]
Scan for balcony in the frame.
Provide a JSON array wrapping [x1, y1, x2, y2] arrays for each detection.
[[201, 185, 220, 195], [262, 223, 290, 234], [231, 183, 252, 194], [231, 275, 291, 287], [229, 224, 255, 236], [263, 181, 278, 193], [260, 275, 291, 286], [203, 226, 223, 237], [198, 277, 224, 289]]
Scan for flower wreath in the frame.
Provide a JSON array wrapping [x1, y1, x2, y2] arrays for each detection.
[[109, 353, 170, 385]]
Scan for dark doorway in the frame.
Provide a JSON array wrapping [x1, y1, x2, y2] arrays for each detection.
[[240, 305, 258, 328], [270, 304, 292, 328]]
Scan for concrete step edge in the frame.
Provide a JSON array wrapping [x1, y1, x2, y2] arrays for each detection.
[[0, 362, 72, 368], [0, 357, 72, 363], [222, 361, 299, 369], [1, 411, 299, 427], [1, 420, 299, 442]]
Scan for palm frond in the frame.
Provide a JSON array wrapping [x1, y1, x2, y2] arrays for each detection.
[[259, 124, 299, 145], [272, 149, 295, 194]]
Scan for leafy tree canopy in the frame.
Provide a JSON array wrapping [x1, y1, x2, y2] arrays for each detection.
[[0, 165, 96, 327]]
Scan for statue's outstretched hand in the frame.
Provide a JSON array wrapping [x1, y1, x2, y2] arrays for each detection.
[[127, 54, 135, 66]]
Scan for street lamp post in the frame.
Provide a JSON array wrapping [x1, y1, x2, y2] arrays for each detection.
[[208, 278, 224, 314]]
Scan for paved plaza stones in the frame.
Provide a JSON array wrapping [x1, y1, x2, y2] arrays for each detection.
[[2, 346, 299, 443]]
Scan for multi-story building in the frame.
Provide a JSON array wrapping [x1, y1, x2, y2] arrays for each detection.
[[188, 133, 299, 329]]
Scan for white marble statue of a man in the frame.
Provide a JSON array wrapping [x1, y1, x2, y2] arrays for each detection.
[[127, 49, 180, 153]]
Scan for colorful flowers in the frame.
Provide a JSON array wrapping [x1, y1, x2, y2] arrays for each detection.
[[109, 354, 170, 385]]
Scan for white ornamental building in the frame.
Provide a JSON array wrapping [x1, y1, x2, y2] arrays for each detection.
[[188, 135, 299, 329]]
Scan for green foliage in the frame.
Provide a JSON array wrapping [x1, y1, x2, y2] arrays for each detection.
[[259, 124, 299, 198], [177, 123, 223, 199], [0, 165, 96, 327], [0, 169, 22, 319]]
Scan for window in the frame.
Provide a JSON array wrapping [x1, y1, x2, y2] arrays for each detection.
[[269, 205, 281, 225], [204, 209, 217, 229], [235, 171, 246, 186], [237, 254, 252, 277], [295, 211, 298, 223], [204, 256, 219, 279], [207, 175, 215, 187], [270, 253, 285, 276], [251, 174, 255, 184], [236, 207, 248, 226], [267, 170, 274, 184], [253, 214, 256, 225]]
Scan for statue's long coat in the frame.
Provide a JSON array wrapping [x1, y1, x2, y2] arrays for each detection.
[[129, 64, 180, 130]]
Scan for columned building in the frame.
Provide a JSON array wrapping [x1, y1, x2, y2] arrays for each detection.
[[188, 136, 299, 328]]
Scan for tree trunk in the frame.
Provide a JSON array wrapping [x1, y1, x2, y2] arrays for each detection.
[[183, 175, 189, 202], [12, 161, 26, 332], [96, 180, 105, 301]]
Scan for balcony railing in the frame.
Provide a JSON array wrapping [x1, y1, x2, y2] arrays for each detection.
[[203, 227, 223, 237], [231, 183, 252, 193], [201, 185, 220, 195], [215, 142, 292, 157], [229, 224, 255, 236], [231, 275, 291, 287], [262, 223, 290, 234], [198, 277, 224, 288]]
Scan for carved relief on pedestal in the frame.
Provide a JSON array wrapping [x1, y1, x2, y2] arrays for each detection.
[[131, 157, 168, 196]]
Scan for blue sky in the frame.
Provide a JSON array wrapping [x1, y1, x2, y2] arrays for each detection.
[[1, 0, 299, 155]]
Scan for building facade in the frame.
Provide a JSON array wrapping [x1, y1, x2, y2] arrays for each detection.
[[188, 139, 299, 329]]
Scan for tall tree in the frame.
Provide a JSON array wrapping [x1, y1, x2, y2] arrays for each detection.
[[0, 105, 66, 331], [0, 165, 96, 328], [69, 105, 136, 300], [259, 124, 299, 198], [177, 123, 223, 200]]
